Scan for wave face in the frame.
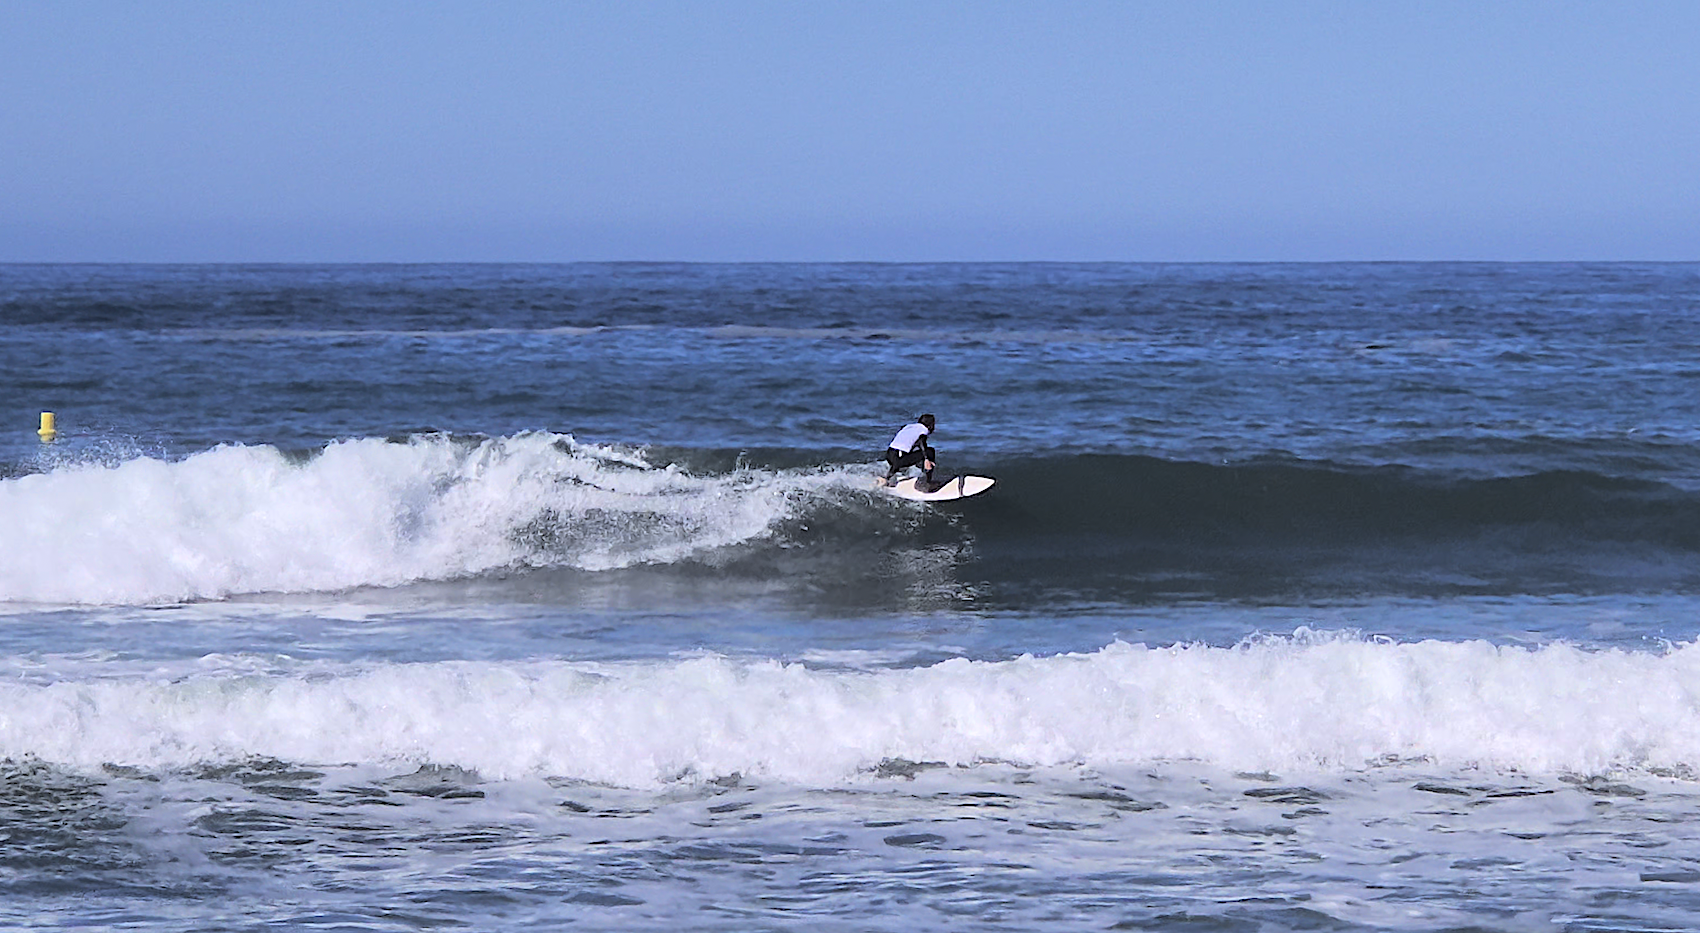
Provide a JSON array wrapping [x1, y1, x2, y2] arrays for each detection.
[[4, 635, 1698, 786], [8, 436, 1700, 605], [960, 453, 1700, 599]]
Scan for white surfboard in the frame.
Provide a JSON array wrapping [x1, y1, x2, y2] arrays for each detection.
[[878, 474, 996, 501]]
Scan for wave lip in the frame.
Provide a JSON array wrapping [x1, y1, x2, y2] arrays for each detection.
[[0, 433, 848, 606], [5, 636, 1698, 787]]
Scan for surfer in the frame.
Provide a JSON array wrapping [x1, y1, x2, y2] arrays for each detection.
[[883, 413, 937, 489]]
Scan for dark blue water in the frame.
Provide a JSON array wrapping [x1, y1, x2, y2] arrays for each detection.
[[5, 262, 1700, 931], [9, 262, 1700, 467]]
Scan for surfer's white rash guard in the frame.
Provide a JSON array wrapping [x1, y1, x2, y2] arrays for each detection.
[[888, 422, 931, 453]]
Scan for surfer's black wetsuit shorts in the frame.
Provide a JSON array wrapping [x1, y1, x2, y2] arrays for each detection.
[[885, 445, 933, 473]]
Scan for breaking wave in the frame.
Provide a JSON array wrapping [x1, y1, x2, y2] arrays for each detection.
[[0, 433, 873, 605], [7, 436, 1700, 606]]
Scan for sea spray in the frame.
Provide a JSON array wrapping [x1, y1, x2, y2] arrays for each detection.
[[0, 433, 858, 605]]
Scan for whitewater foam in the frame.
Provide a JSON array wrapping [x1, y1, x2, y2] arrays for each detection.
[[0, 433, 859, 605], [5, 636, 1698, 787]]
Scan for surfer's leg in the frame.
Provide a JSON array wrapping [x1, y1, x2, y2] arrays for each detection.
[[885, 448, 925, 483], [883, 449, 910, 481]]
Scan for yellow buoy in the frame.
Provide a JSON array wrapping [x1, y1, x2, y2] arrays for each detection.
[[38, 411, 57, 442]]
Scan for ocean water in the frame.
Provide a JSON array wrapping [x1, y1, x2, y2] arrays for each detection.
[[5, 262, 1700, 930]]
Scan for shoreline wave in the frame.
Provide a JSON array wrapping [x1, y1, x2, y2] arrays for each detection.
[[4, 635, 1698, 787]]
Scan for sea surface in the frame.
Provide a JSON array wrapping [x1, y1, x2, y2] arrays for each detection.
[[4, 261, 1700, 931]]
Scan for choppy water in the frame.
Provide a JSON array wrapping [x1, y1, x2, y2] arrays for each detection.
[[4, 262, 1700, 930]]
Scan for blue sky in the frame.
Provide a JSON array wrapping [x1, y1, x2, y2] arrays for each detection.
[[3, 1, 1696, 262]]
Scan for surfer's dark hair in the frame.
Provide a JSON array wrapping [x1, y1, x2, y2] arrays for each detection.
[[918, 413, 935, 429]]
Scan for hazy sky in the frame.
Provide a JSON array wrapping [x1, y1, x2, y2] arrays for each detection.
[[3, 1, 1696, 262]]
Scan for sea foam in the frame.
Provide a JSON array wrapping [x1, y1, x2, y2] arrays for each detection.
[[4, 636, 1698, 787], [0, 433, 842, 605]]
